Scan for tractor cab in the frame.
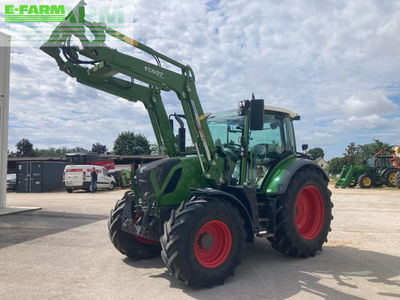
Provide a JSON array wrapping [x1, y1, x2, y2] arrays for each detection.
[[365, 156, 393, 169], [207, 105, 299, 187]]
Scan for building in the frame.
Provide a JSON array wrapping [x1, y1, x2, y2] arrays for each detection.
[[315, 157, 329, 173], [7, 154, 164, 192]]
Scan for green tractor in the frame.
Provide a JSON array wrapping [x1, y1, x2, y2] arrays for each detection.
[[42, 2, 333, 287], [335, 156, 398, 188]]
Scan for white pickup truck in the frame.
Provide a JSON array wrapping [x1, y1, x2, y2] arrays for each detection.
[[63, 165, 116, 193]]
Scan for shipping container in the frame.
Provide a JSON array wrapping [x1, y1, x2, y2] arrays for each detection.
[[16, 161, 67, 193]]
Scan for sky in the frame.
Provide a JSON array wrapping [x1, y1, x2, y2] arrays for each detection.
[[1, 0, 400, 160]]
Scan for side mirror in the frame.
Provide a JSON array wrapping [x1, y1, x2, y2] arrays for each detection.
[[302, 144, 308, 151], [250, 99, 264, 130]]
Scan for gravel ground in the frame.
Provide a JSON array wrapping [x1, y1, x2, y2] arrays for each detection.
[[0, 185, 399, 300]]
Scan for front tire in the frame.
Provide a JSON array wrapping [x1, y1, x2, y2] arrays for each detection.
[[358, 174, 373, 189], [161, 198, 246, 287], [108, 196, 161, 259], [66, 188, 73, 193], [268, 167, 332, 258]]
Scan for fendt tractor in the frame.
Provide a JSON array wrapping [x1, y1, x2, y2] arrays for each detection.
[[42, 2, 333, 287]]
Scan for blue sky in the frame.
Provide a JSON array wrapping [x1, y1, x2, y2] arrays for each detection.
[[1, 0, 400, 159]]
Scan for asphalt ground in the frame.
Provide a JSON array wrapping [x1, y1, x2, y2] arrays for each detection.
[[0, 186, 399, 299]]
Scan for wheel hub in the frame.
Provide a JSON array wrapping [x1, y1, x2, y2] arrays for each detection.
[[194, 220, 232, 268], [389, 173, 396, 185], [363, 177, 371, 186], [199, 233, 214, 250]]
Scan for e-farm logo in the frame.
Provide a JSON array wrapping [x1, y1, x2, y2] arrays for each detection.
[[5, 4, 65, 22]]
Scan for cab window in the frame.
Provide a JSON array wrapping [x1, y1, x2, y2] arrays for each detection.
[[247, 114, 284, 187]]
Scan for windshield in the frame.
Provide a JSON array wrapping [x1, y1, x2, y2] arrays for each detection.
[[207, 109, 244, 147], [207, 109, 244, 185]]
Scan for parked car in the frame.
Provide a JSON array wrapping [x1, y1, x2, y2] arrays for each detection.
[[63, 165, 116, 193], [6, 173, 16, 191]]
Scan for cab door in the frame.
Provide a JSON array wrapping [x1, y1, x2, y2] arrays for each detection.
[[246, 114, 295, 188]]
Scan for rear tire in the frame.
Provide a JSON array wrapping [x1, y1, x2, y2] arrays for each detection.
[[108, 182, 115, 190], [358, 174, 373, 189], [268, 167, 332, 258], [161, 197, 246, 287], [108, 196, 161, 259], [66, 188, 73, 193], [382, 169, 397, 187], [396, 172, 400, 189]]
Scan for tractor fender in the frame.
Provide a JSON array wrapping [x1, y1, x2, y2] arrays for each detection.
[[190, 188, 254, 241], [272, 158, 329, 194], [380, 167, 397, 177]]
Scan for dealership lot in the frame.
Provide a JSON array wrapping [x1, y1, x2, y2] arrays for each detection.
[[0, 186, 399, 300]]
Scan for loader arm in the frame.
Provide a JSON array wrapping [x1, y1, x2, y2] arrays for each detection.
[[41, 1, 224, 182]]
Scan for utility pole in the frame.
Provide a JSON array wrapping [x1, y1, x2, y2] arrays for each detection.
[[0, 32, 10, 209]]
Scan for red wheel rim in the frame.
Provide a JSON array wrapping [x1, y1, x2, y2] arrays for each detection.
[[135, 235, 155, 244], [194, 220, 232, 268], [295, 186, 325, 240]]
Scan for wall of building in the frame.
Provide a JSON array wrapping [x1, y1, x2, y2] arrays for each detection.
[[0, 32, 11, 208]]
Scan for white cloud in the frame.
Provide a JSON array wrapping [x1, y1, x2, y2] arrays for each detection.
[[2, 0, 400, 158], [316, 91, 398, 118]]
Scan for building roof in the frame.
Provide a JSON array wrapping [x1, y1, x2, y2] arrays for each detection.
[[315, 157, 327, 164], [8, 156, 65, 162]]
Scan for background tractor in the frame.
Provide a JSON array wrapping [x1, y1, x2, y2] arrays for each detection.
[[335, 153, 399, 189], [42, 1, 333, 287]]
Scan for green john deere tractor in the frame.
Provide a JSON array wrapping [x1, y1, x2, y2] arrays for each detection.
[[42, 1, 333, 287], [335, 156, 398, 189]]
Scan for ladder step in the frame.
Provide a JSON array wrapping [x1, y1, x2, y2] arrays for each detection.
[[256, 231, 274, 238], [258, 218, 269, 222]]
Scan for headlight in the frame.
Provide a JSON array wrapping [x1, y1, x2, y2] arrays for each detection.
[[238, 100, 246, 108]]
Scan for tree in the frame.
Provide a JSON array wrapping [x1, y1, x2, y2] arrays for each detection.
[[15, 138, 35, 157], [150, 144, 165, 155], [328, 157, 345, 175], [342, 142, 359, 165], [113, 131, 151, 155], [67, 147, 88, 153], [92, 142, 108, 154], [34, 147, 89, 157], [308, 147, 325, 160], [340, 139, 391, 166], [357, 139, 391, 162]]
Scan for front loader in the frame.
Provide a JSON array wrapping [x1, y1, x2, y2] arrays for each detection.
[[41, 1, 333, 287]]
